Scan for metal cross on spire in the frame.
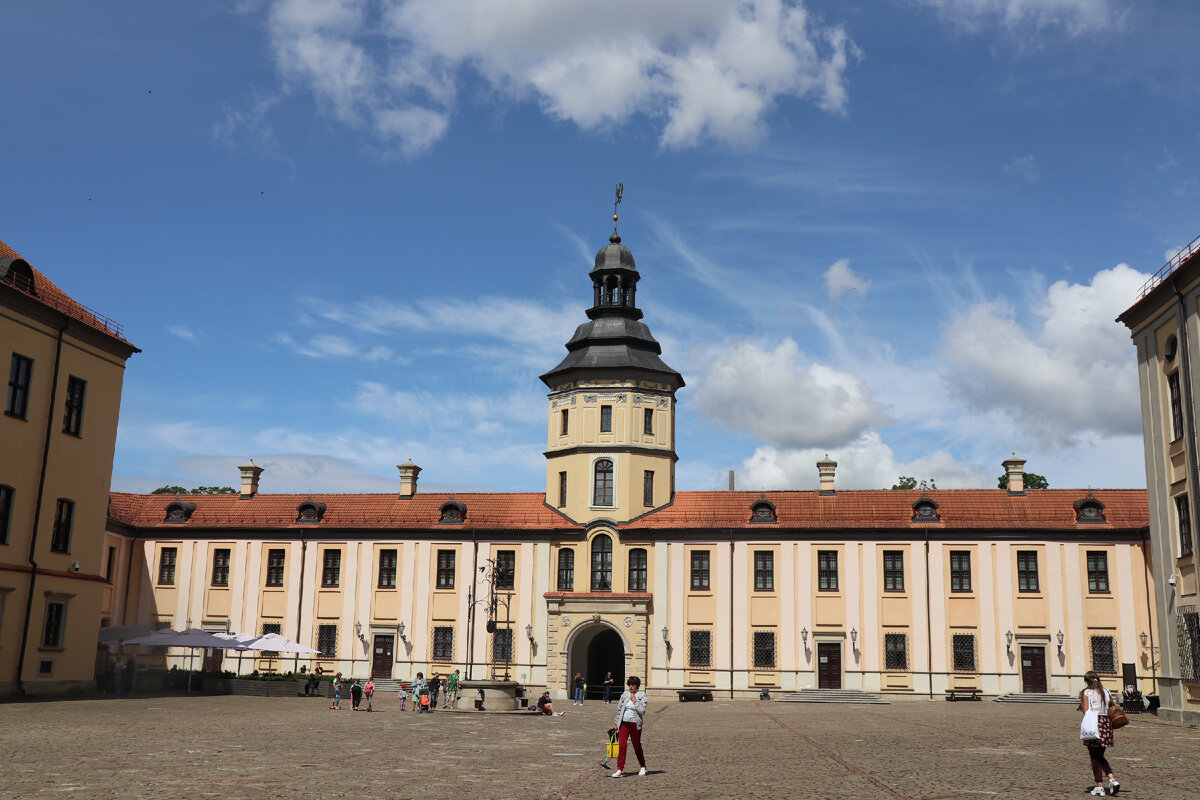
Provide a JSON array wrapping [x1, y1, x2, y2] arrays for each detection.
[[612, 182, 624, 235]]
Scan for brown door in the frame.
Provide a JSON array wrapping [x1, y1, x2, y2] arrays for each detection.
[[372, 635, 394, 679], [201, 647, 222, 673], [817, 643, 842, 689], [1020, 646, 1047, 693]]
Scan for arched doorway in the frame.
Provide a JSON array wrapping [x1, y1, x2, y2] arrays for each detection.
[[567, 624, 625, 701]]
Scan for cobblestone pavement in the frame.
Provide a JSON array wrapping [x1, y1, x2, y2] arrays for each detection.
[[2, 693, 1195, 799]]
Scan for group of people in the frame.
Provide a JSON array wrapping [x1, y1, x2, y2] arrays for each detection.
[[397, 670, 460, 712], [101, 653, 139, 695], [327, 672, 375, 711]]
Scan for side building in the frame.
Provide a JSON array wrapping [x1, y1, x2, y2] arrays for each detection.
[[1119, 235, 1200, 723], [1, 238, 139, 694]]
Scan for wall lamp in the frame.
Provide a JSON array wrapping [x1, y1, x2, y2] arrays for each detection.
[[526, 623, 535, 645], [662, 626, 670, 645], [850, 628, 858, 648], [355, 621, 367, 647], [397, 622, 407, 644], [1005, 630, 1014, 653], [801, 627, 808, 647], [1056, 630, 1065, 654]]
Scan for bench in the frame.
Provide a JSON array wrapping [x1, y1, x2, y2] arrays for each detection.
[[677, 689, 713, 702], [945, 688, 982, 701]]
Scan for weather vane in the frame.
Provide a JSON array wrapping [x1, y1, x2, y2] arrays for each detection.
[[613, 182, 624, 235]]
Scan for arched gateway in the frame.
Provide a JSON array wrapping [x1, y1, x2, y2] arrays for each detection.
[[565, 622, 626, 700]]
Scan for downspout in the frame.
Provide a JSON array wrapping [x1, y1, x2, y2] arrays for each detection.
[[925, 530, 933, 699], [16, 322, 67, 694], [466, 530, 478, 680], [729, 536, 735, 700], [120, 535, 137, 626]]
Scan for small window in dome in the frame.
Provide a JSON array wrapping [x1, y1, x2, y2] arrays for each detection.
[[1074, 496, 1106, 524], [163, 502, 196, 524], [911, 498, 940, 523], [1165, 335, 1178, 362], [439, 499, 466, 524], [749, 496, 777, 524], [296, 501, 327, 524]]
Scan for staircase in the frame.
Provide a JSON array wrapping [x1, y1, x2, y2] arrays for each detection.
[[775, 689, 889, 704], [993, 693, 1079, 704]]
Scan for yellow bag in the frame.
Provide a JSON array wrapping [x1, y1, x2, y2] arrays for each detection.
[[606, 741, 620, 758]]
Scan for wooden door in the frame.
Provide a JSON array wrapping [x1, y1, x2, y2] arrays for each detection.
[[817, 643, 842, 689], [201, 647, 222, 673], [1020, 646, 1047, 693], [372, 635, 394, 679]]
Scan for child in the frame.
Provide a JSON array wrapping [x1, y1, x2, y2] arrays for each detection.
[[364, 678, 375, 712], [398, 682, 408, 710], [350, 679, 363, 710], [330, 672, 342, 710]]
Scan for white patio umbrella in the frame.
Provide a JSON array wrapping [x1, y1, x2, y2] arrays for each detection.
[[244, 632, 319, 673], [124, 628, 249, 691]]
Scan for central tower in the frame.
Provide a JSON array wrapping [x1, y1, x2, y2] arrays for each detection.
[[541, 208, 684, 523]]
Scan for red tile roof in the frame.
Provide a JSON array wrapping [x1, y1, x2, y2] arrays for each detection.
[[0, 237, 136, 348], [108, 488, 1148, 534]]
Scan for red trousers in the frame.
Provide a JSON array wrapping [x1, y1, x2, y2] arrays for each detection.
[[616, 721, 645, 771]]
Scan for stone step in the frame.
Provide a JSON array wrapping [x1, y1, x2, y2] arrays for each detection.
[[776, 689, 889, 704], [993, 693, 1079, 704]]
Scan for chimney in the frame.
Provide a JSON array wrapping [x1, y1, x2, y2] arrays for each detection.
[[238, 459, 264, 498], [728, 470, 735, 491], [817, 455, 837, 495], [398, 458, 422, 499], [1003, 453, 1026, 495]]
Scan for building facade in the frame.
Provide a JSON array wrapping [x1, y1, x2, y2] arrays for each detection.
[[0, 238, 139, 694], [101, 227, 1155, 700], [1119, 236, 1200, 723]]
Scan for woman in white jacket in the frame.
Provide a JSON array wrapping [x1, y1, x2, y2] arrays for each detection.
[[611, 675, 648, 778]]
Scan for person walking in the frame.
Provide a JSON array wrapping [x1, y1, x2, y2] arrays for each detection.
[[398, 681, 409, 710], [445, 669, 460, 708], [573, 672, 585, 705], [611, 676, 648, 778], [364, 678, 375, 712], [603, 671, 614, 703], [1079, 670, 1120, 796], [350, 679, 364, 710], [330, 672, 342, 710], [412, 672, 426, 713], [428, 672, 441, 711]]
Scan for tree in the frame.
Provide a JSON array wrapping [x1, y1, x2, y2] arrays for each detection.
[[998, 472, 1049, 490], [151, 485, 237, 495], [892, 476, 936, 491]]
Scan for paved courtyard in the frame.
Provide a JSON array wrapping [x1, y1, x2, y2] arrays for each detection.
[[1, 692, 1195, 799]]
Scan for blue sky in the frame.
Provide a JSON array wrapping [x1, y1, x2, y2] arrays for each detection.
[[3, 0, 1198, 495]]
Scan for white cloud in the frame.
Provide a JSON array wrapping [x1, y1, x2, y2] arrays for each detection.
[[690, 338, 890, 449], [275, 332, 395, 361], [914, 0, 1115, 35], [348, 381, 545, 435], [167, 325, 198, 343], [1003, 154, 1041, 184], [824, 258, 870, 299], [939, 263, 1148, 444], [262, 0, 858, 154]]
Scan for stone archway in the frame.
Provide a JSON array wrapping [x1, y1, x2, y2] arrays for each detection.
[[566, 622, 626, 701]]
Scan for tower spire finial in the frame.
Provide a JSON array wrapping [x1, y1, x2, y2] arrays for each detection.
[[612, 182, 624, 242]]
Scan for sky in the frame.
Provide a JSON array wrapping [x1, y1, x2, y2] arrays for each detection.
[[3, 0, 1199, 496]]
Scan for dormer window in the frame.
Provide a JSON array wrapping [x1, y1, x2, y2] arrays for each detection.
[[163, 502, 196, 524], [1074, 496, 1106, 524], [912, 497, 940, 523], [439, 499, 467, 524], [749, 496, 777, 524], [296, 501, 327, 524], [0, 258, 36, 295]]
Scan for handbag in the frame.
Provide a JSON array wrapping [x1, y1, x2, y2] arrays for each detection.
[[1108, 704, 1130, 729], [1080, 708, 1100, 740]]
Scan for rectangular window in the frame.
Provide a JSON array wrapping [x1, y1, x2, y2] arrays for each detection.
[[818, 550, 839, 591], [884, 633, 909, 670], [0, 485, 12, 545], [158, 546, 177, 585], [50, 499, 73, 553], [600, 405, 612, 432], [643, 470, 654, 507], [690, 550, 710, 591], [62, 375, 86, 436], [950, 551, 972, 592], [105, 545, 117, 583], [1169, 371, 1184, 441], [211, 548, 230, 587], [1178, 495, 1194, 558], [265, 549, 285, 587], [643, 407, 653, 436], [557, 549, 574, 591], [1017, 550, 1040, 592], [317, 624, 338, 657], [495, 550, 516, 590], [688, 629, 712, 668], [1090, 635, 1116, 674], [558, 471, 567, 508], [560, 408, 569, 435], [883, 550, 905, 592], [754, 551, 774, 591], [260, 622, 282, 656], [321, 550, 341, 587], [1086, 551, 1110, 593], [628, 548, 647, 592], [492, 627, 513, 662], [951, 633, 977, 671], [432, 626, 454, 661], [753, 630, 776, 669], [42, 600, 66, 648], [378, 549, 397, 589], [436, 550, 455, 589], [5, 354, 33, 419]]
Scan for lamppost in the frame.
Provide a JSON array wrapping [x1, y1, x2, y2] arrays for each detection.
[[471, 557, 515, 682]]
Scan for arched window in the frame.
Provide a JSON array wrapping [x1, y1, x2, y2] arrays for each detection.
[[593, 459, 614, 506], [591, 534, 612, 591], [557, 549, 575, 591], [628, 547, 647, 592]]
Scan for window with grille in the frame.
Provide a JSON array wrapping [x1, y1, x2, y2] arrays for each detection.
[[6, 354, 32, 419], [265, 549, 285, 587], [158, 546, 177, 585], [321, 550, 341, 587], [1178, 495, 1193, 558], [492, 627, 513, 662], [818, 550, 838, 591], [883, 550, 904, 592], [688, 629, 712, 667], [1180, 609, 1200, 682], [51, 499, 73, 553], [1086, 551, 1109, 593], [0, 485, 12, 545], [432, 626, 454, 661], [691, 550, 710, 591], [211, 548, 230, 587], [593, 459, 614, 506], [628, 548, 647, 592], [951, 633, 977, 671], [260, 622, 282, 656], [1169, 371, 1184, 441], [317, 624, 338, 657], [1017, 550, 1040, 592], [1090, 635, 1117, 674], [754, 551, 774, 591], [753, 630, 776, 669], [590, 535, 612, 591], [42, 600, 67, 648], [436, 550, 455, 589], [557, 549, 574, 591], [495, 550, 516, 590], [643, 470, 654, 506], [378, 549, 397, 589], [600, 405, 612, 432], [558, 471, 567, 508], [950, 550, 972, 592], [643, 407, 653, 435], [62, 375, 86, 436], [884, 633, 909, 670]]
